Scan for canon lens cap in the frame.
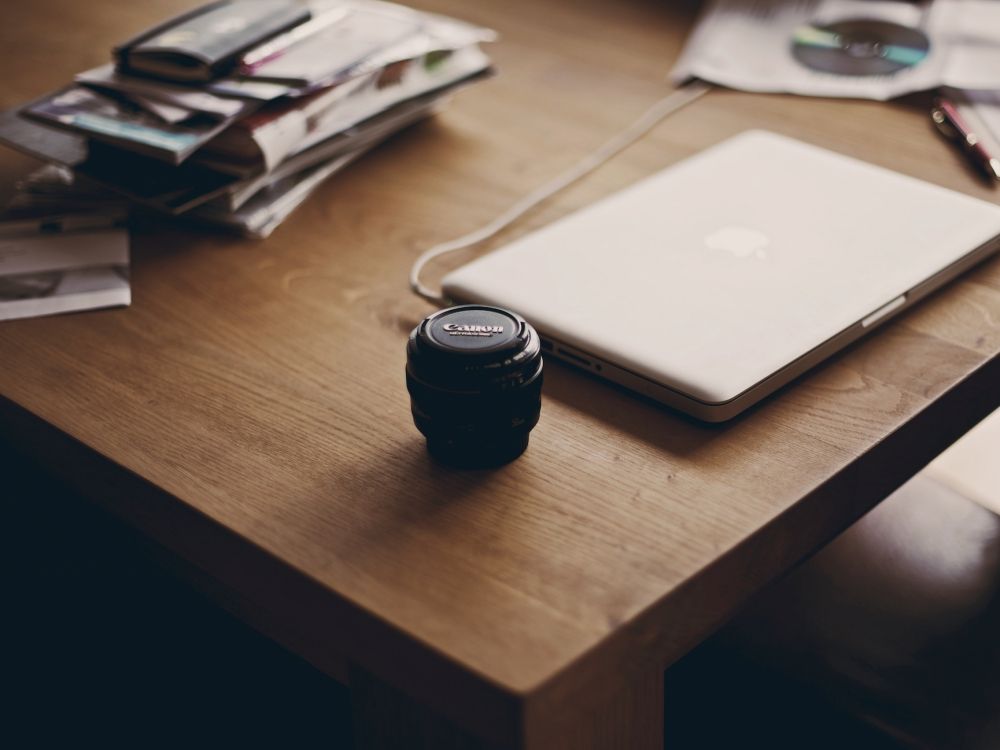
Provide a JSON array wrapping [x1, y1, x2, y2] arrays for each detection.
[[406, 305, 543, 467]]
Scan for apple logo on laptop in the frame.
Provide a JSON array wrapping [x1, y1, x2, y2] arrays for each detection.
[[704, 226, 770, 259]]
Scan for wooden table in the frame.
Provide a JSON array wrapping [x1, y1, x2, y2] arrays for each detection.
[[2, 0, 999, 747]]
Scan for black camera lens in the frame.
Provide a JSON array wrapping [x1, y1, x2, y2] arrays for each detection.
[[406, 305, 543, 467]]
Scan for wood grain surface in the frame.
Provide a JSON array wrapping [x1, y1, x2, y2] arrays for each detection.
[[1, 0, 999, 747]]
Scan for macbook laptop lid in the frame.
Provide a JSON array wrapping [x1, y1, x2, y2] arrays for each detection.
[[442, 130, 1000, 420]]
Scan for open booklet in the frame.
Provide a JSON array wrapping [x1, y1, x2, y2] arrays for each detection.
[[671, 0, 1000, 100]]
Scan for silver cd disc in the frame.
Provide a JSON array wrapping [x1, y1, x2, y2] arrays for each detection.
[[791, 19, 930, 76]]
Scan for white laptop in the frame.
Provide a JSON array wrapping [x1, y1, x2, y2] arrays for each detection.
[[442, 131, 1000, 421]]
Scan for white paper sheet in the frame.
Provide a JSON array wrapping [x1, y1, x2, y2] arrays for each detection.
[[671, 0, 1000, 100], [0, 222, 130, 321]]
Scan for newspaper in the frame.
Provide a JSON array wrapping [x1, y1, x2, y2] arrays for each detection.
[[215, 91, 446, 211], [76, 64, 256, 118], [24, 86, 241, 164], [191, 150, 366, 237], [0, 0, 496, 244], [0, 215, 129, 321], [671, 0, 1000, 100]]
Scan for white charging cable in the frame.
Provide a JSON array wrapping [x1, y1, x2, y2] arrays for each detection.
[[409, 80, 713, 305]]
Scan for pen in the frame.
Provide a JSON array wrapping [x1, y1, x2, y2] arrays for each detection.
[[931, 96, 1000, 182]]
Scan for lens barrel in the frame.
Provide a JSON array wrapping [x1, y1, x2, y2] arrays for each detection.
[[406, 305, 543, 467]]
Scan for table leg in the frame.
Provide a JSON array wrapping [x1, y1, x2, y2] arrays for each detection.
[[350, 665, 663, 750]]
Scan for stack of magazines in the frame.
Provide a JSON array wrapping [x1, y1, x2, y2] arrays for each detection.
[[0, 0, 494, 237]]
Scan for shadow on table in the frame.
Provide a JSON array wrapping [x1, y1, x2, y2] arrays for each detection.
[[306, 437, 510, 559], [538, 354, 748, 455]]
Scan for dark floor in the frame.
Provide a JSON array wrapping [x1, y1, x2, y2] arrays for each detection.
[[3, 443, 354, 748], [3, 443, 898, 749]]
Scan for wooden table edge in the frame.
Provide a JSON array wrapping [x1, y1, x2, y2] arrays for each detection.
[[0, 394, 529, 747], [520, 351, 1000, 742], [4, 350, 998, 748]]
